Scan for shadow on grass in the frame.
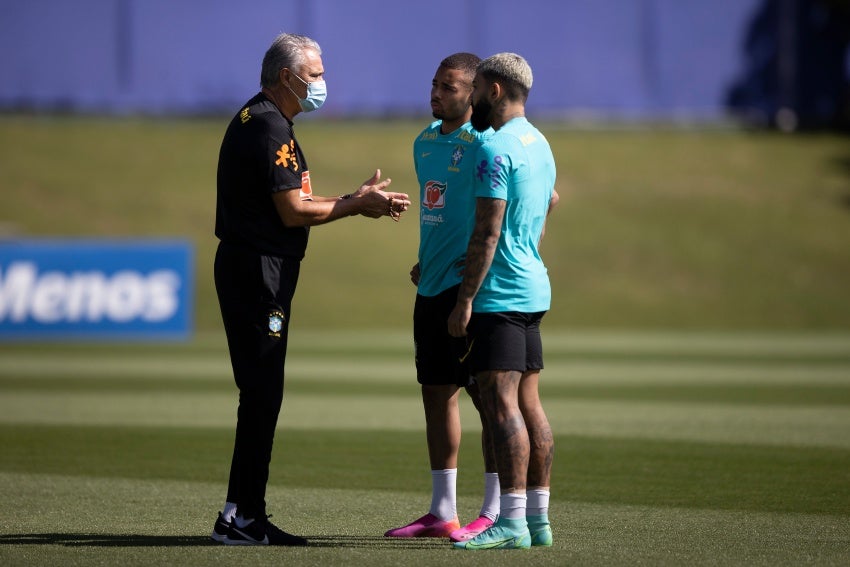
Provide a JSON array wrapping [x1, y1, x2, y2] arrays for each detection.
[[0, 533, 215, 547], [307, 535, 449, 550], [0, 533, 446, 550]]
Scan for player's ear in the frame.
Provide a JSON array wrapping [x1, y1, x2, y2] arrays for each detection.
[[490, 81, 503, 103], [279, 67, 291, 88]]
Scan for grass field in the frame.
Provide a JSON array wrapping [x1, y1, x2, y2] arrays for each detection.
[[2, 115, 850, 564], [1, 115, 849, 330], [1, 330, 849, 565]]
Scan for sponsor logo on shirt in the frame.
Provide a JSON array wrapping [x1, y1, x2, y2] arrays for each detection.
[[421, 213, 444, 225], [423, 180, 446, 210]]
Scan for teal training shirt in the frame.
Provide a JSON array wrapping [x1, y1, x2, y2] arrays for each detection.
[[472, 117, 556, 313], [415, 120, 492, 297]]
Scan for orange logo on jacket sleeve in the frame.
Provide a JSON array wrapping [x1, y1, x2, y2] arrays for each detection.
[[299, 170, 313, 201], [275, 140, 299, 171]]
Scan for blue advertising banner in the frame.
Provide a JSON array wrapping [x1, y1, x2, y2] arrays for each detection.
[[0, 240, 193, 340]]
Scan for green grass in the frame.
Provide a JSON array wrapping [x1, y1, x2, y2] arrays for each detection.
[[1, 115, 850, 563], [3, 426, 848, 516], [1, 115, 849, 331], [1, 330, 849, 565]]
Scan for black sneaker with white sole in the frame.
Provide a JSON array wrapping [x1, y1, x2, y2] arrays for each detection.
[[224, 515, 308, 546], [210, 512, 230, 543]]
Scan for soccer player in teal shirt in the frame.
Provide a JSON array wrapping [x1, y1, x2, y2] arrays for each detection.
[[449, 53, 559, 550], [384, 53, 499, 543]]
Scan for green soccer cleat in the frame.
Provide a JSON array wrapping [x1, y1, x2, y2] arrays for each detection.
[[527, 514, 553, 547], [452, 517, 531, 550]]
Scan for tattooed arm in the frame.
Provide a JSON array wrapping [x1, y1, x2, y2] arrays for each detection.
[[447, 197, 506, 337]]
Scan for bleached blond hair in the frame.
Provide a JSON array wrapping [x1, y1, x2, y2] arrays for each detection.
[[477, 52, 533, 102]]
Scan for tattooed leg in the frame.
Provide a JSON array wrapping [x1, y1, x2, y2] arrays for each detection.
[[519, 370, 554, 489], [475, 369, 528, 492]]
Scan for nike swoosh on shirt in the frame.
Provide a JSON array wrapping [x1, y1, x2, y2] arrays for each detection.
[[420, 152, 432, 158]]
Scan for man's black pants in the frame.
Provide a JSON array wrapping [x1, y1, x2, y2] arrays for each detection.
[[214, 241, 301, 520]]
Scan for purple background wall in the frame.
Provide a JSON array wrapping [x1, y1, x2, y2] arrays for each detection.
[[1, 0, 847, 124]]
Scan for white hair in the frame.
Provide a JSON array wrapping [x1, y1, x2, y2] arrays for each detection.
[[260, 33, 322, 88], [477, 52, 533, 100]]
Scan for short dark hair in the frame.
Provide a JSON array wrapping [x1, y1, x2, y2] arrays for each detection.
[[439, 52, 481, 81]]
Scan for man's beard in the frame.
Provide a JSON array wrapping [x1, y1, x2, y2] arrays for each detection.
[[470, 98, 492, 132]]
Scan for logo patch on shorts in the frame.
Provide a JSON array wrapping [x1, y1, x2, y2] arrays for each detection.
[[268, 310, 285, 337]]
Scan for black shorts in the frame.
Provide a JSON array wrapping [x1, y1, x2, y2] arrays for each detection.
[[463, 311, 546, 374], [413, 285, 471, 387]]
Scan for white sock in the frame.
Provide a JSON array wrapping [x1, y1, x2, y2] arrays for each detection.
[[429, 468, 457, 521], [222, 501, 237, 522], [527, 488, 550, 517], [479, 472, 500, 521], [234, 514, 254, 528], [499, 492, 527, 520]]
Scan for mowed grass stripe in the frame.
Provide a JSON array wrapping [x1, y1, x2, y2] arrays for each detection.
[[288, 330, 850, 358], [1, 391, 848, 449], [4, 355, 850, 385], [3, 343, 849, 386], [2, 425, 848, 516], [2, 374, 850, 406], [541, 331, 850, 357], [0, 354, 412, 381], [3, 329, 849, 363]]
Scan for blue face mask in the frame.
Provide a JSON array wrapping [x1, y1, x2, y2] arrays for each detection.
[[289, 73, 327, 112]]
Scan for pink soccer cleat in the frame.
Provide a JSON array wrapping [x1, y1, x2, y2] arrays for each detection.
[[384, 513, 460, 538], [449, 516, 495, 542]]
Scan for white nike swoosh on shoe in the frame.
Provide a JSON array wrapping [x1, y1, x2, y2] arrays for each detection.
[[463, 536, 518, 549], [228, 528, 269, 545]]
